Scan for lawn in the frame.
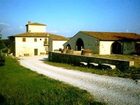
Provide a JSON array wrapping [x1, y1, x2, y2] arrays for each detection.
[[45, 54, 140, 79], [0, 56, 104, 105]]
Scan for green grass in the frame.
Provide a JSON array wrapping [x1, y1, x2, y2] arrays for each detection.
[[0, 57, 104, 105], [45, 61, 123, 77]]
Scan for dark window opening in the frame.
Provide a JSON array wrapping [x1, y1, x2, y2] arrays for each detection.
[[22, 38, 26, 42], [34, 38, 37, 42]]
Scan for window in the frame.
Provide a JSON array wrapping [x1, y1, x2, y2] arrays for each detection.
[[44, 38, 48, 46], [34, 38, 37, 42], [45, 38, 47, 42], [22, 38, 26, 42]]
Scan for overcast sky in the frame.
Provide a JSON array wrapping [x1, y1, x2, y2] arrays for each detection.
[[0, 0, 140, 38]]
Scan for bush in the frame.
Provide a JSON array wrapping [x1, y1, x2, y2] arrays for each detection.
[[0, 51, 5, 66], [0, 93, 5, 104], [0, 39, 6, 66], [0, 40, 6, 50]]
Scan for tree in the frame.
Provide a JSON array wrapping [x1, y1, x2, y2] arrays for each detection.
[[0, 34, 2, 39], [0, 23, 8, 53], [0, 24, 4, 39], [0, 40, 5, 66], [0, 24, 6, 66], [0, 22, 9, 39], [0, 40, 6, 50]]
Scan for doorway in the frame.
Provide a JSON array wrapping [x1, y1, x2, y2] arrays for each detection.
[[76, 38, 84, 51], [111, 41, 122, 54], [34, 49, 38, 56], [66, 44, 71, 50]]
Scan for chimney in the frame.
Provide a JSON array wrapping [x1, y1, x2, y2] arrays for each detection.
[[26, 21, 31, 32], [28, 21, 31, 24]]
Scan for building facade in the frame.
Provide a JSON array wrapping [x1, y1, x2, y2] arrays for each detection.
[[11, 22, 67, 57], [64, 31, 140, 55]]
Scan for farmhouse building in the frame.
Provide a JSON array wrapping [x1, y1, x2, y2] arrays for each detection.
[[10, 22, 67, 57], [64, 31, 140, 55]]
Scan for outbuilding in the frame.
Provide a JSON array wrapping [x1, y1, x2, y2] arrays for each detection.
[[64, 31, 140, 55]]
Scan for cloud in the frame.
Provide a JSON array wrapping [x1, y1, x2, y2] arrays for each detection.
[[0, 22, 10, 27]]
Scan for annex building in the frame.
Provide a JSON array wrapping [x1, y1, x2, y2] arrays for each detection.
[[10, 21, 67, 57], [64, 31, 140, 55]]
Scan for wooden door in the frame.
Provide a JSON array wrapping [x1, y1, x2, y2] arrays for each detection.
[[34, 49, 38, 56]]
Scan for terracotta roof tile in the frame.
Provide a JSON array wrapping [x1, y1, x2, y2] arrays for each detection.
[[14, 32, 68, 41], [81, 31, 140, 41], [26, 22, 46, 26]]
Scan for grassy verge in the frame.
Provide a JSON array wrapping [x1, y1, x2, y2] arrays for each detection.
[[0, 57, 104, 105], [92, 54, 140, 68], [45, 61, 122, 76], [45, 60, 140, 79]]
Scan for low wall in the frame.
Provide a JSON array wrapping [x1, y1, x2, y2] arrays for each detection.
[[48, 52, 134, 71]]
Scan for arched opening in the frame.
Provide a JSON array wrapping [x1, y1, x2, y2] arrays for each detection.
[[111, 41, 122, 54], [135, 42, 140, 55], [66, 44, 71, 50], [76, 38, 84, 51]]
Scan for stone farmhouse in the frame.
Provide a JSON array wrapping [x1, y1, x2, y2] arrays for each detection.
[[9, 21, 67, 57], [64, 31, 140, 55]]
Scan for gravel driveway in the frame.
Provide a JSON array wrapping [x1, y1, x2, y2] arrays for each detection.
[[19, 56, 140, 105]]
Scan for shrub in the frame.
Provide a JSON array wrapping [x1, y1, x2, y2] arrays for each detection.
[[0, 51, 5, 66], [0, 93, 6, 104]]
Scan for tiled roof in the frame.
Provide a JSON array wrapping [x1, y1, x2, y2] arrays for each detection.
[[14, 32, 68, 40], [81, 31, 140, 41], [26, 22, 46, 26]]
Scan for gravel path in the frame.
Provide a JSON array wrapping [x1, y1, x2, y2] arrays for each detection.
[[19, 56, 140, 105]]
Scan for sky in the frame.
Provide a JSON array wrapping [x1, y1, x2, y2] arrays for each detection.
[[0, 0, 140, 38]]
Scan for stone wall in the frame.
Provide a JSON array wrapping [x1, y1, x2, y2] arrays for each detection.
[[49, 52, 134, 71]]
